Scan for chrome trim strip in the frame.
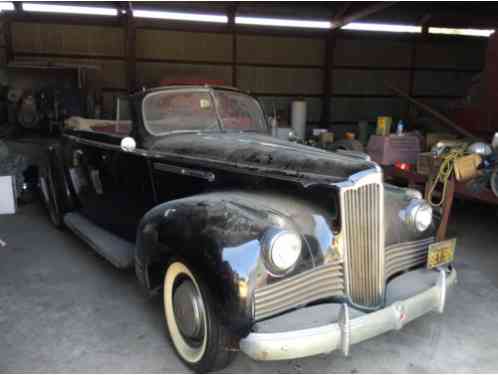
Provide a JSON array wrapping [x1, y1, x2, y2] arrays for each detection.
[[385, 237, 435, 279], [254, 260, 345, 320], [153, 162, 215, 182]]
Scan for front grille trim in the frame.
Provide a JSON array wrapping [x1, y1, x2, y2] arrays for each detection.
[[254, 259, 345, 320], [385, 237, 435, 279], [338, 170, 385, 308]]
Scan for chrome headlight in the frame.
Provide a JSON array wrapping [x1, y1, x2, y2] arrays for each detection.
[[265, 230, 302, 274], [402, 199, 433, 232]]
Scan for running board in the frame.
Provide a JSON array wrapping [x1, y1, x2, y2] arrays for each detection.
[[63, 212, 134, 269]]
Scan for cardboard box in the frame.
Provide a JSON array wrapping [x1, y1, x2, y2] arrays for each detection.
[[367, 135, 421, 166], [417, 152, 447, 176], [0, 176, 16, 214]]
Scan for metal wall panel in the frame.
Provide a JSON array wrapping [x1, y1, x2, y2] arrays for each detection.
[[0, 48, 6, 65], [334, 38, 412, 67], [136, 61, 232, 87], [330, 97, 403, 123], [12, 22, 124, 57], [236, 34, 324, 66], [102, 91, 120, 120], [237, 66, 323, 94], [413, 70, 477, 96], [257, 96, 323, 124], [332, 69, 410, 94], [0, 20, 5, 46], [13, 56, 126, 89], [136, 29, 232, 62], [415, 40, 486, 69]]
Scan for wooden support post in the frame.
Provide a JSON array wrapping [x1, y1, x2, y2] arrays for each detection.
[[436, 175, 455, 241], [3, 14, 13, 65], [123, 4, 136, 92], [227, 6, 237, 87], [406, 35, 417, 120], [424, 174, 455, 241], [322, 31, 336, 129]]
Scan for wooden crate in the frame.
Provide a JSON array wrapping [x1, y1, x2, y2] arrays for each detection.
[[417, 152, 442, 176]]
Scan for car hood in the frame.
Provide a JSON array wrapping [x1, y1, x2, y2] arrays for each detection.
[[149, 132, 377, 181]]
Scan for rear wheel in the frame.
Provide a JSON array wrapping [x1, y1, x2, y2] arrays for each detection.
[[39, 164, 63, 228], [163, 261, 236, 372]]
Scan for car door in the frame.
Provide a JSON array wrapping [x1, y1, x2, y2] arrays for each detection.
[[65, 122, 154, 242]]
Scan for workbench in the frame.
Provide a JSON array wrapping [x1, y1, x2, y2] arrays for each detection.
[[383, 165, 498, 241]]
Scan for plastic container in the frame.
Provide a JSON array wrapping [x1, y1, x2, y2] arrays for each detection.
[[396, 120, 404, 136], [358, 120, 369, 144], [376, 116, 392, 136], [291, 100, 307, 140]]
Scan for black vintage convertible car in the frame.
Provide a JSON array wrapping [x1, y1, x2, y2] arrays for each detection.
[[40, 85, 457, 372]]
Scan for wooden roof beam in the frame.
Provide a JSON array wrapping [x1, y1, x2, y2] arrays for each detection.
[[330, 2, 398, 30]]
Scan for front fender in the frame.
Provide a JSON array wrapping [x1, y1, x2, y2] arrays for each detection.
[[135, 193, 302, 335], [384, 184, 439, 245]]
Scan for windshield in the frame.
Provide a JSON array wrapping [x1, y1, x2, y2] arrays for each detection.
[[142, 89, 268, 135]]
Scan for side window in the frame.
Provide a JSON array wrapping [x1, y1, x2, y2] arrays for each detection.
[[115, 96, 132, 122], [65, 96, 132, 137]]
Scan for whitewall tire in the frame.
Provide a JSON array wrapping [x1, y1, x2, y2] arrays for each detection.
[[163, 260, 236, 372]]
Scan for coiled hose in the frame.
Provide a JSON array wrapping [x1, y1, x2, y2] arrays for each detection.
[[427, 146, 467, 207]]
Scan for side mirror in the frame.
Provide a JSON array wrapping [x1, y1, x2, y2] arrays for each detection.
[[288, 130, 297, 142], [120, 137, 136, 152]]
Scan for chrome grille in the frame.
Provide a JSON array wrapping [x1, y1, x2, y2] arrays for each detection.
[[254, 259, 345, 320], [385, 237, 435, 279], [340, 173, 384, 308]]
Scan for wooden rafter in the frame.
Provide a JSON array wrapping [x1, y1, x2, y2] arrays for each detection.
[[330, 2, 398, 30]]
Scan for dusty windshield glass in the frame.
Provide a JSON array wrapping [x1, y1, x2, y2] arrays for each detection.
[[143, 89, 267, 135], [212, 91, 267, 132]]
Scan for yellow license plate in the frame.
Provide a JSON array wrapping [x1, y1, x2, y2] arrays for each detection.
[[427, 238, 456, 269]]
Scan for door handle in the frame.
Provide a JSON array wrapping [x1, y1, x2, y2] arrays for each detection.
[[73, 149, 84, 167]]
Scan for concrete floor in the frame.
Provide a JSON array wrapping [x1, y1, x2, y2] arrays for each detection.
[[1, 200, 498, 372]]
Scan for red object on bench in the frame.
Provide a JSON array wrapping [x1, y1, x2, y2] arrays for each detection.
[[159, 79, 226, 86]]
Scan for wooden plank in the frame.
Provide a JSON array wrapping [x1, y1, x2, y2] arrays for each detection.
[[436, 176, 455, 241], [388, 84, 477, 139]]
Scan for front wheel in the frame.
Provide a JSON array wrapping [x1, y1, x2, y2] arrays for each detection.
[[163, 261, 236, 372]]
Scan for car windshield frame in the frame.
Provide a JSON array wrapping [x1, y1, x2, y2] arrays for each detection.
[[141, 87, 269, 136]]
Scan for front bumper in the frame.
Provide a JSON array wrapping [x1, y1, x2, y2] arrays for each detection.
[[240, 268, 456, 361]]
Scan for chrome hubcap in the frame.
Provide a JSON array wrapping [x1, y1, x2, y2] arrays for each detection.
[[173, 278, 205, 340]]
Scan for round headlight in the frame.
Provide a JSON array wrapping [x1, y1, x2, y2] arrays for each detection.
[[268, 230, 302, 273], [414, 203, 433, 232], [403, 199, 433, 232]]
